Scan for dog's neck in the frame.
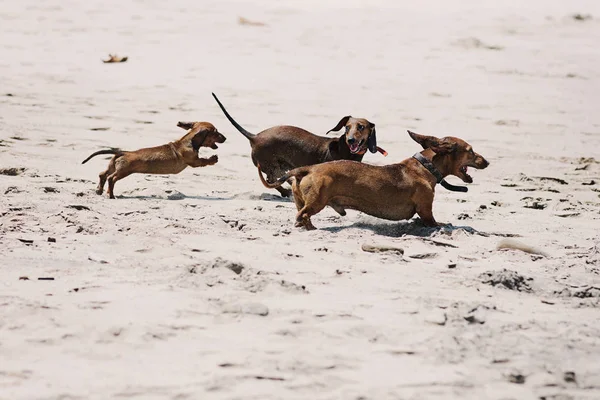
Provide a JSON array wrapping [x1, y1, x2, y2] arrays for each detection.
[[415, 149, 467, 192]]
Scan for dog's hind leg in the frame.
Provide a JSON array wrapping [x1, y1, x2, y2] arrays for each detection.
[[275, 186, 292, 198], [264, 169, 291, 197], [294, 188, 327, 231], [106, 168, 132, 199], [97, 157, 116, 195], [291, 181, 305, 227], [268, 165, 292, 198], [295, 208, 316, 230]]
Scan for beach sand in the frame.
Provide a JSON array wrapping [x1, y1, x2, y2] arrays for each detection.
[[1, 0, 599, 399]]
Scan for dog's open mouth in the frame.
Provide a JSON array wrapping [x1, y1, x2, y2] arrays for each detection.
[[348, 140, 365, 154], [460, 165, 473, 183], [210, 133, 227, 150], [211, 137, 226, 150]]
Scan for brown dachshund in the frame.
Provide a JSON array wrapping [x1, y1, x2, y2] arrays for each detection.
[[212, 92, 386, 197], [81, 122, 226, 199], [259, 130, 489, 229]]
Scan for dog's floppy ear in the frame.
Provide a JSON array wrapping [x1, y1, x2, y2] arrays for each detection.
[[326, 116, 351, 135], [191, 130, 208, 151], [367, 123, 377, 153], [407, 130, 456, 155], [190, 126, 211, 151], [408, 130, 437, 149], [177, 121, 195, 130]]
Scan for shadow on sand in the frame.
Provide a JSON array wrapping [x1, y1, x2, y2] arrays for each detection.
[[321, 218, 516, 238], [116, 191, 293, 203], [115, 194, 233, 201]]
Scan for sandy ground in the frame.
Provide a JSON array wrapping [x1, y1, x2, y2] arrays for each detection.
[[1, 0, 600, 399]]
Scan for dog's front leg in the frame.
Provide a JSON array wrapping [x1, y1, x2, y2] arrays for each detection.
[[187, 155, 218, 168], [416, 204, 438, 227], [415, 191, 439, 227]]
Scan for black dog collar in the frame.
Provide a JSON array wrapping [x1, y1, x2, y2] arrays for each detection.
[[412, 153, 468, 193]]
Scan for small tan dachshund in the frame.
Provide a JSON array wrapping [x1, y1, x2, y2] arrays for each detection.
[[82, 122, 226, 199], [212, 92, 387, 197], [259, 130, 489, 229]]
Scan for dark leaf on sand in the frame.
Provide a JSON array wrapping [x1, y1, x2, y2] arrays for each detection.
[[408, 253, 437, 259], [361, 243, 404, 255], [67, 205, 91, 211], [507, 373, 526, 384]]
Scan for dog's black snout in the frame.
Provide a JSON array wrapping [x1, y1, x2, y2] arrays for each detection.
[[347, 137, 356, 144]]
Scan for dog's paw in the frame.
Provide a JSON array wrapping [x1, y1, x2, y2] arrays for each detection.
[[208, 155, 218, 164]]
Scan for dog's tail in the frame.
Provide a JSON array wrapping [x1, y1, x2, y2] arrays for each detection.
[[211, 92, 255, 141], [81, 148, 124, 164], [257, 164, 310, 188]]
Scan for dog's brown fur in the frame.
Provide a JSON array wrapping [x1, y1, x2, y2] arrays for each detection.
[[81, 122, 226, 199], [212, 92, 386, 197], [103, 54, 128, 63], [259, 131, 489, 230]]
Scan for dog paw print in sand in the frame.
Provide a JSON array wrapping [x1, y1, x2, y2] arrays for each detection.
[[0, 167, 26, 176], [554, 285, 600, 301], [502, 173, 569, 194], [479, 269, 534, 293], [187, 257, 307, 295], [521, 195, 592, 218], [571, 156, 599, 171], [221, 302, 269, 316], [521, 196, 549, 210], [453, 37, 504, 51], [4, 186, 24, 195], [120, 187, 185, 200], [188, 257, 250, 289], [219, 215, 246, 231]]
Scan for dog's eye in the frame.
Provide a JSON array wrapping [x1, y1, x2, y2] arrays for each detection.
[[357, 125, 364, 131], [345, 126, 350, 132], [469, 148, 474, 154]]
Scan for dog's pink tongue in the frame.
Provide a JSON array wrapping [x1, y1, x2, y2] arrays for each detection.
[[350, 143, 359, 153]]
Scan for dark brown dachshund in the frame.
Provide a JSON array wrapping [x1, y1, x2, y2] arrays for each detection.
[[259, 131, 489, 229], [212, 92, 387, 197], [81, 122, 226, 199]]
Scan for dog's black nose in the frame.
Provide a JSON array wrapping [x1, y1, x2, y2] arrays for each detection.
[[347, 137, 356, 144]]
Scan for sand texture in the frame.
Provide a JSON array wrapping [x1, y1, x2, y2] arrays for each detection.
[[1, 0, 600, 399]]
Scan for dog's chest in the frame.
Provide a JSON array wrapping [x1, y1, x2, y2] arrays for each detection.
[[332, 195, 416, 221], [139, 159, 187, 175]]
